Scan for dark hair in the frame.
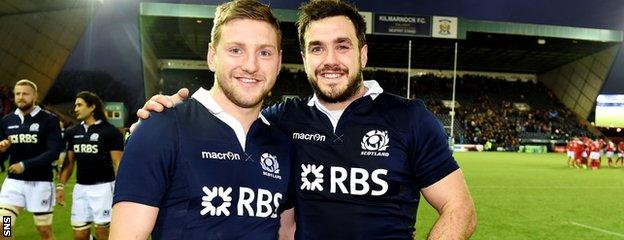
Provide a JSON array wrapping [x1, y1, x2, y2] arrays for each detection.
[[76, 91, 107, 122], [211, 0, 282, 49], [297, 0, 367, 52]]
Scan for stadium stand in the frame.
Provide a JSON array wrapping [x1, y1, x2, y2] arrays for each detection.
[[158, 68, 595, 150]]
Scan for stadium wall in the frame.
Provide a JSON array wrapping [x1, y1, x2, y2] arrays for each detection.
[[0, 8, 95, 100], [140, 16, 161, 98], [538, 45, 620, 120]]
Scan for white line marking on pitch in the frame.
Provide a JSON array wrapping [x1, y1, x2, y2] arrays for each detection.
[[568, 221, 624, 238]]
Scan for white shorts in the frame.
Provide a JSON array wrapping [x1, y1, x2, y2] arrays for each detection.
[[0, 178, 55, 213], [72, 182, 115, 224], [606, 151, 614, 158], [567, 151, 574, 158], [589, 151, 601, 160], [619, 152, 624, 158], [582, 151, 588, 158]]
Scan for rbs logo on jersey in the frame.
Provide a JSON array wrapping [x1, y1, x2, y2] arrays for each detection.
[[300, 164, 389, 196], [200, 186, 282, 218], [73, 144, 98, 154], [8, 134, 38, 144]]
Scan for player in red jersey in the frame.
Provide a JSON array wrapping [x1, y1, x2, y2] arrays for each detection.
[[566, 140, 575, 168], [571, 139, 584, 169], [579, 138, 591, 169], [616, 141, 624, 168], [588, 140, 601, 170]]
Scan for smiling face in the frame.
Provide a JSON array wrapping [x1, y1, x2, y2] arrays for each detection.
[[207, 18, 281, 109], [302, 16, 368, 104]]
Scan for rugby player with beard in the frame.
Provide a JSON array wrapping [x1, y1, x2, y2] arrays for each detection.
[[0, 79, 62, 240], [138, 1, 477, 239], [110, 1, 295, 239]]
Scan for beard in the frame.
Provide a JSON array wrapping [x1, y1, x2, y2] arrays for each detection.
[[216, 73, 270, 109], [16, 100, 34, 112], [308, 65, 363, 104]]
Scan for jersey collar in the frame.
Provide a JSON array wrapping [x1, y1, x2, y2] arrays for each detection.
[[307, 80, 384, 107], [14, 105, 42, 124], [192, 87, 270, 126], [81, 119, 103, 132]]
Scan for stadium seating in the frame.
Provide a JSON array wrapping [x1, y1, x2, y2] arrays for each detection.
[[147, 68, 596, 150]]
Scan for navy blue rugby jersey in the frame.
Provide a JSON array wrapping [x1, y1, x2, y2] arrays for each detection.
[[0, 107, 62, 181], [263, 87, 459, 239], [114, 98, 294, 240], [66, 121, 123, 184]]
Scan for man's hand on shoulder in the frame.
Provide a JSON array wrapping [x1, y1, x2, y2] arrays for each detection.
[[130, 88, 190, 133]]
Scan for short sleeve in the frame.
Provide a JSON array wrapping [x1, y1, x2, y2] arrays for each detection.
[[65, 127, 75, 152], [104, 125, 124, 152], [409, 100, 459, 188], [113, 110, 178, 207]]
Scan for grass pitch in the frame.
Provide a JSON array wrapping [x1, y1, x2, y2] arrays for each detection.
[[2, 152, 623, 239], [416, 152, 624, 240]]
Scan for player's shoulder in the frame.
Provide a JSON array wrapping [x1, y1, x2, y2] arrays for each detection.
[[265, 96, 310, 114], [0, 112, 15, 123], [135, 99, 193, 132], [65, 124, 81, 135], [374, 93, 430, 120], [39, 108, 59, 121], [261, 96, 311, 123], [100, 121, 122, 134], [375, 93, 425, 110]]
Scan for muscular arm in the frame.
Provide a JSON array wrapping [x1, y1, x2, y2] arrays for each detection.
[[110, 150, 122, 175], [278, 208, 295, 240], [109, 202, 159, 240], [421, 169, 476, 240]]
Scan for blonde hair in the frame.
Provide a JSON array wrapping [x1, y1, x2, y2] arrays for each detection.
[[211, 0, 281, 49], [14, 79, 38, 93]]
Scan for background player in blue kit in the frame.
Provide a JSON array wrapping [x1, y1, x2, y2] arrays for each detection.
[[0, 79, 62, 240], [110, 0, 295, 239], [57, 91, 124, 240], [140, 0, 477, 239]]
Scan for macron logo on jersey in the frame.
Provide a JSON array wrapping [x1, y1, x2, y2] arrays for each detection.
[[260, 153, 281, 180], [201, 151, 241, 161], [292, 132, 326, 142], [7, 125, 18, 129], [360, 130, 390, 157], [200, 186, 282, 218], [300, 164, 389, 196]]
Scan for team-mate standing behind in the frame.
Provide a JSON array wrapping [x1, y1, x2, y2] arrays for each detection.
[[57, 91, 124, 240], [0, 79, 62, 240], [110, 1, 295, 239]]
